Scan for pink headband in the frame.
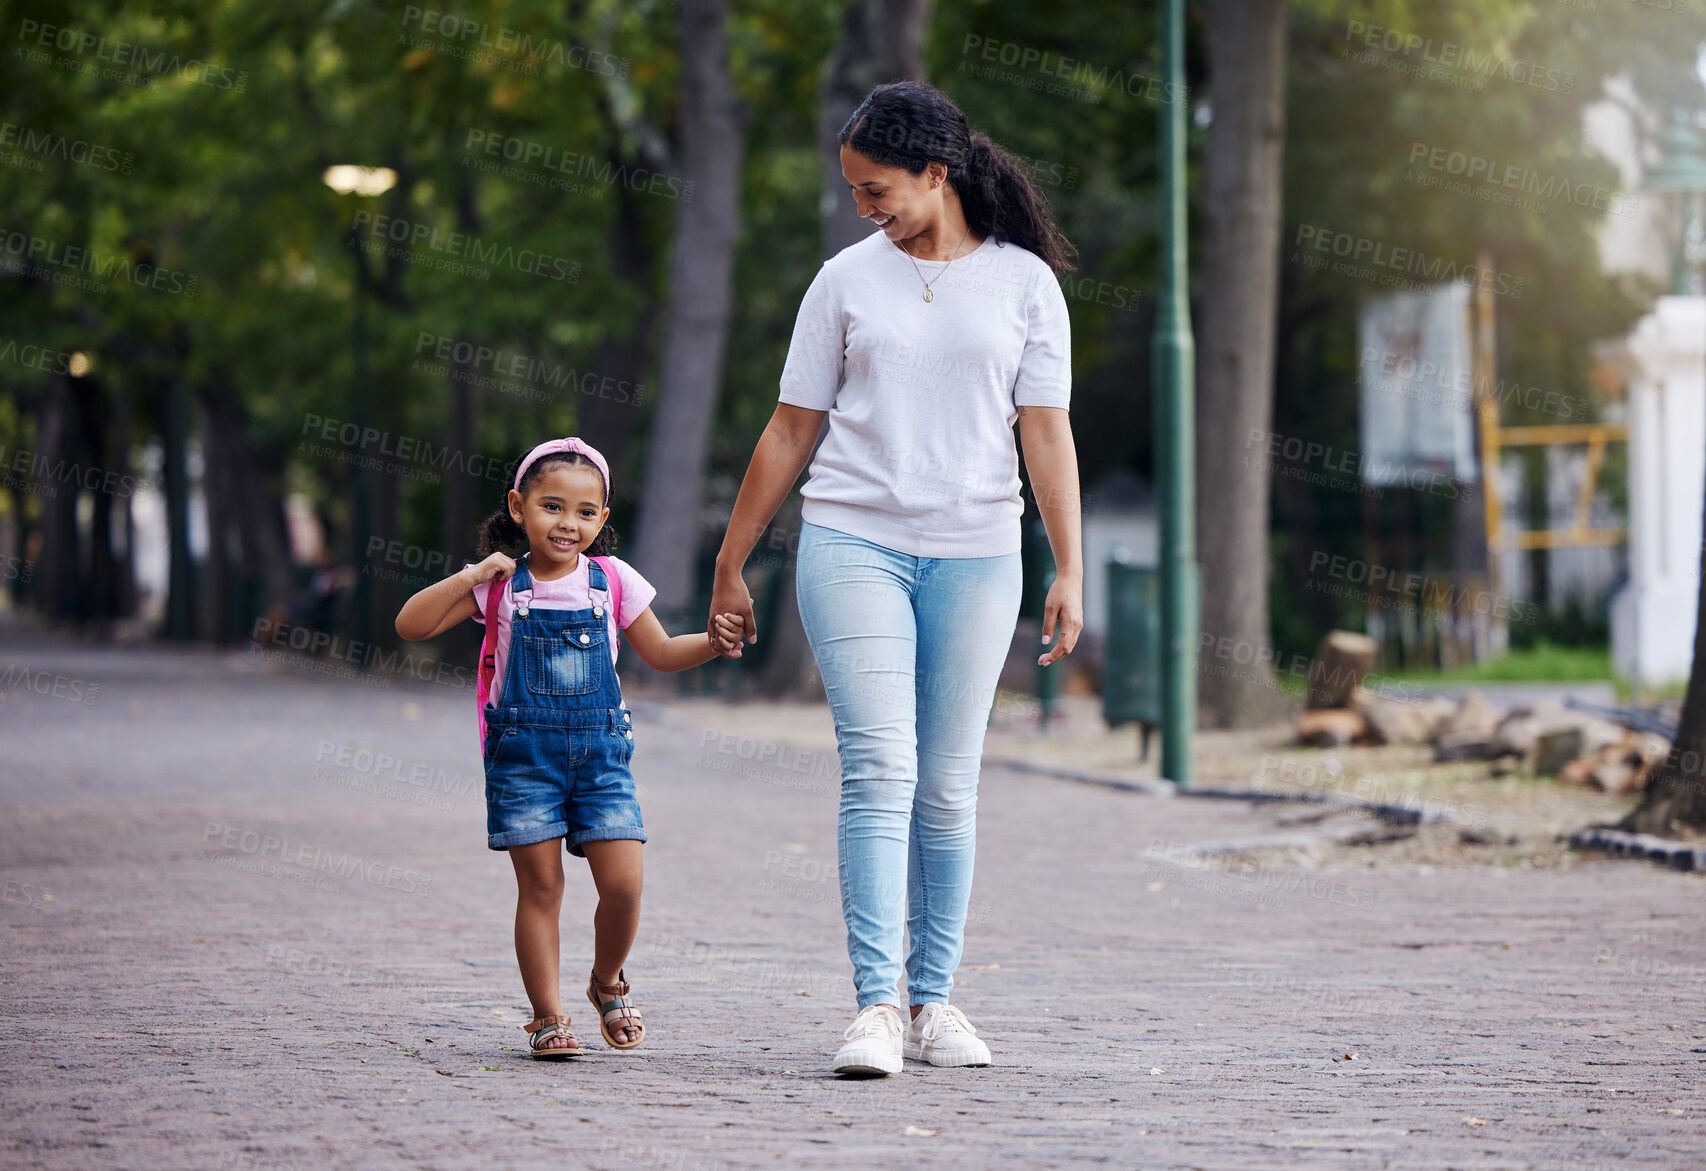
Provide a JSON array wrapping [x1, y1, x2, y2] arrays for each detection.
[[512, 437, 610, 504]]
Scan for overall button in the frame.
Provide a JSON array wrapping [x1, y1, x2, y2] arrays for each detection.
[[621, 711, 630, 723], [579, 633, 591, 645], [593, 606, 603, 618], [625, 731, 633, 740]]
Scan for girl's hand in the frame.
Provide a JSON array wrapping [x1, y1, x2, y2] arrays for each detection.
[[710, 568, 757, 649], [463, 552, 517, 586], [710, 612, 746, 659], [1038, 574, 1083, 666]]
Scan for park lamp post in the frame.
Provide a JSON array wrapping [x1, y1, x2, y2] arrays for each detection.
[[321, 165, 396, 655], [1641, 110, 1706, 295], [1153, 0, 1198, 788]]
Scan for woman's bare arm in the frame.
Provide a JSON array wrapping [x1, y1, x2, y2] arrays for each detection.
[[710, 403, 827, 647], [1018, 406, 1084, 665]]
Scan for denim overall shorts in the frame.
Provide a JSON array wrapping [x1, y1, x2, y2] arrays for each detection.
[[482, 556, 645, 856]]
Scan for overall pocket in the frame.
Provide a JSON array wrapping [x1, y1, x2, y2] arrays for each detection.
[[523, 632, 603, 696]]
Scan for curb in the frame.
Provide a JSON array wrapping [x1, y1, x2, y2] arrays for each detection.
[[1566, 827, 1706, 873], [985, 757, 1177, 797], [985, 758, 1460, 827]]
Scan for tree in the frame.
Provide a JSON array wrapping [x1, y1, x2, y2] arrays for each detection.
[[630, 0, 748, 623], [1621, 486, 1706, 834], [753, 0, 932, 698], [1195, 0, 1291, 727]]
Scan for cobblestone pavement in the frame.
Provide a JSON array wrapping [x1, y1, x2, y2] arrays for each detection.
[[1, 635, 1703, 1170]]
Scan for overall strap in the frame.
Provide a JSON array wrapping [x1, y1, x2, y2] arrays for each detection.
[[509, 555, 535, 615], [475, 569, 510, 749], [590, 556, 623, 644]]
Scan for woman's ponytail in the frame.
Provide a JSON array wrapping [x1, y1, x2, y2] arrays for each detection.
[[956, 134, 1076, 275]]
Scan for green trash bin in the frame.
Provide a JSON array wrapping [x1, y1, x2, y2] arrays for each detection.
[[1102, 550, 1162, 759]]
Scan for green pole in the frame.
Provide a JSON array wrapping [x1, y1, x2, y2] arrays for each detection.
[[1154, 0, 1197, 787]]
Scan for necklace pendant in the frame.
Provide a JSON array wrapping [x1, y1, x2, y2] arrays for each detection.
[[923, 288, 934, 303]]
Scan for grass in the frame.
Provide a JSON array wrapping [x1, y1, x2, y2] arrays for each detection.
[[1381, 641, 1614, 685]]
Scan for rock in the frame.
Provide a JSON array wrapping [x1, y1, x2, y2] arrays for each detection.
[[1558, 755, 1598, 786], [1566, 742, 1651, 796], [1491, 701, 1573, 758], [1354, 691, 1457, 746], [1534, 718, 1629, 776], [1493, 711, 1545, 759], [1297, 707, 1366, 747], [1535, 727, 1585, 777], [1434, 690, 1501, 742], [1355, 690, 1426, 745], [1306, 631, 1379, 710], [1436, 730, 1500, 762]]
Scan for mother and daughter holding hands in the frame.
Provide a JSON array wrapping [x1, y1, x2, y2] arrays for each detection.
[[396, 82, 1084, 1076]]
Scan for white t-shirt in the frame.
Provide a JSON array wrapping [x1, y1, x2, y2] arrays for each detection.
[[472, 554, 656, 705], [777, 230, 1072, 557]]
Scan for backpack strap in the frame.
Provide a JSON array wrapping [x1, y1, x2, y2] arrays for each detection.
[[590, 556, 623, 646], [475, 571, 508, 751]]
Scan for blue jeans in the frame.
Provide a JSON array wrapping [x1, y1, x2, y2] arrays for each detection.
[[794, 521, 1023, 1010]]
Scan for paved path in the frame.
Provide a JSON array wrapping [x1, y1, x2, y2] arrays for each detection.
[[1, 634, 1702, 1169]]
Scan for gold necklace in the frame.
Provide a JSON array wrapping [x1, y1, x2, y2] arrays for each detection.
[[902, 226, 971, 302]]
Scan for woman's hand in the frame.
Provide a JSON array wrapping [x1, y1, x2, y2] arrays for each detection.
[[464, 551, 517, 585], [1038, 572, 1083, 666], [709, 567, 757, 657]]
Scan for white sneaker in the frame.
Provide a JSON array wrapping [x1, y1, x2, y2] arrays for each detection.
[[903, 1002, 991, 1067], [832, 1005, 904, 1075]]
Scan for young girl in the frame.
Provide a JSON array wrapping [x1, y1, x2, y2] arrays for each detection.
[[396, 437, 744, 1058]]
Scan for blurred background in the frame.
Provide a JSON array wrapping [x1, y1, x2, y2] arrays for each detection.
[[4, 0, 1706, 747]]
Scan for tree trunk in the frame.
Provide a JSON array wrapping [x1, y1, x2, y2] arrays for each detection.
[[160, 377, 195, 641], [817, 0, 930, 258], [1619, 480, 1706, 834], [196, 387, 237, 642], [752, 0, 930, 699], [34, 381, 78, 625], [442, 165, 482, 568], [1195, 0, 1289, 728], [583, 166, 658, 498], [630, 0, 746, 623]]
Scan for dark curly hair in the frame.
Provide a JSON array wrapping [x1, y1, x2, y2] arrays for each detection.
[[476, 448, 619, 559], [839, 81, 1077, 275]]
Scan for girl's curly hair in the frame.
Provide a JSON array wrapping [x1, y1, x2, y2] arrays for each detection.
[[476, 448, 619, 558]]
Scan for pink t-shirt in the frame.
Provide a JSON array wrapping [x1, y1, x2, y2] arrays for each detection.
[[471, 554, 656, 705]]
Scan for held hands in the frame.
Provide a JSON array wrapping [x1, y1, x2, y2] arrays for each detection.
[[709, 612, 747, 659], [463, 551, 517, 585], [1038, 574, 1084, 666], [708, 568, 758, 659]]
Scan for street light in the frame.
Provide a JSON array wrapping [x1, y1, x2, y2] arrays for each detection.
[[1641, 109, 1706, 295], [322, 164, 397, 655]]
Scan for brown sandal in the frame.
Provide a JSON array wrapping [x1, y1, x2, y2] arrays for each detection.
[[523, 1013, 582, 1059], [587, 969, 644, 1050]]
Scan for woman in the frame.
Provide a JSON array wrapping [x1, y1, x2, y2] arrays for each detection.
[[710, 82, 1084, 1076]]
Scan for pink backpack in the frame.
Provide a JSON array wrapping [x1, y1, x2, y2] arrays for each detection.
[[476, 555, 623, 751]]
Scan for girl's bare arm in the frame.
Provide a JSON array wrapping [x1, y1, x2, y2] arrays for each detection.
[[395, 554, 514, 641], [622, 608, 745, 672]]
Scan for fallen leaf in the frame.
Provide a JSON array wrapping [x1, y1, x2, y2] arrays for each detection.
[[1149, 1067, 1164, 1076], [1146, 882, 1165, 892], [1464, 1117, 1486, 1126], [794, 990, 811, 996], [902, 1126, 939, 1138]]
